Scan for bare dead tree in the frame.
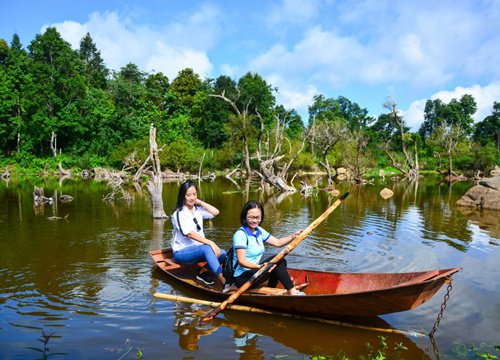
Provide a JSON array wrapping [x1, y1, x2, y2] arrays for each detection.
[[279, 130, 309, 181], [146, 126, 168, 219], [428, 122, 468, 181], [383, 97, 419, 180], [210, 90, 253, 178], [310, 118, 348, 186], [254, 111, 302, 192], [133, 154, 151, 183], [58, 162, 71, 176], [50, 132, 57, 157], [344, 130, 371, 184]]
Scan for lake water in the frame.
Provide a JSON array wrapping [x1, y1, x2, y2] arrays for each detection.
[[0, 176, 498, 359]]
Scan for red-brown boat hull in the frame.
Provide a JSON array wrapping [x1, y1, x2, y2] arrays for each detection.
[[150, 249, 460, 318]]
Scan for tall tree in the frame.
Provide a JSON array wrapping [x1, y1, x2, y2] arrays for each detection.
[[237, 72, 276, 127], [108, 63, 149, 145], [426, 122, 470, 179], [2, 35, 33, 154], [193, 75, 236, 148], [78, 32, 109, 89], [308, 95, 349, 184], [26, 27, 86, 155], [473, 101, 500, 151], [168, 67, 202, 116], [382, 97, 419, 179], [419, 95, 477, 139], [336, 96, 374, 131], [274, 105, 304, 139], [144, 72, 170, 132]]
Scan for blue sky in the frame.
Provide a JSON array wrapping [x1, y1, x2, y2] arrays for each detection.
[[2, 0, 499, 129]]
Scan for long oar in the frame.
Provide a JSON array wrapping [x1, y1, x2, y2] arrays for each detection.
[[155, 292, 424, 337], [201, 192, 350, 322]]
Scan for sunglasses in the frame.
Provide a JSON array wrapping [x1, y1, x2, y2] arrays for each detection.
[[193, 218, 201, 231]]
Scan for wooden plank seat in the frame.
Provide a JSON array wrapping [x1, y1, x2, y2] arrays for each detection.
[[246, 281, 310, 295], [156, 257, 181, 270]]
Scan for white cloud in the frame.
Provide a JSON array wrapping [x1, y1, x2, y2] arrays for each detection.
[[249, 0, 500, 102], [46, 10, 215, 79], [43, 20, 88, 47], [250, 26, 365, 88], [162, 3, 221, 50], [219, 63, 239, 78], [266, 0, 320, 27], [265, 73, 318, 121], [403, 81, 500, 131]]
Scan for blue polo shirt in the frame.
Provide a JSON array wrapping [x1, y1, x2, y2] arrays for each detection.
[[232, 226, 270, 277]]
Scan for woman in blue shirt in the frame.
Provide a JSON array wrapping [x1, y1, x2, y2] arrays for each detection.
[[232, 200, 305, 295], [171, 180, 226, 286]]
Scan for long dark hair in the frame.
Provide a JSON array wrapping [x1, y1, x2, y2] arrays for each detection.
[[240, 200, 264, 227], [174, 180, 198, 213]]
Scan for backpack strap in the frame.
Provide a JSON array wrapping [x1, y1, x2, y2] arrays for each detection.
[[233, 227, 249, 270], [176, 210, 187, 236], [176, 209, 199, 236]]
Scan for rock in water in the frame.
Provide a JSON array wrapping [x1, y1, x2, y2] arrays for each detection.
[[456, 175, 500, 210], [380, 188, 394, 199]]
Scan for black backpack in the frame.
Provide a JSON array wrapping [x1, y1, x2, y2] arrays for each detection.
[[223, 229, 248, 285]]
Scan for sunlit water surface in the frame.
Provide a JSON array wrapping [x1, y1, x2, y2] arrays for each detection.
[[0, 177, 498, 359]]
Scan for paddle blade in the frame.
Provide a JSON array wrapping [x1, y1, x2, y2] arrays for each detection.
[[339, 192, 349, 201], [201, 307, 220, 322]]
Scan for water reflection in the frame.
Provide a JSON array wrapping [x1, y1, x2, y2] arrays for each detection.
[[456, 207, 500, 240], [171, 302, 430, 359], [0, 176, 499, 359]]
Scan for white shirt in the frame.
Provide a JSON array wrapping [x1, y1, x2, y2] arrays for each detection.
[[171, 205, 214, 252]]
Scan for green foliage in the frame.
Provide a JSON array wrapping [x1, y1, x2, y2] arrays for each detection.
[[159, 138, 203, 172], [456, 141, 499, 174], [237, 72, 276, 126], [420, 95, 477, 140], [0, 28, 497, 177], [159, 113, 194, 144], [289, 150, 317, 172], [78, 33, 109, 89], [452, 342, 500, 359], [168, 67, 203, 116], [308, 336, 410, 360], [275, 105, 305, 139], [207, 142, 242, 170], [109, 138, 149, 169], [474, 102, 500, 148], [25, 27, 87, 156], [192, 75, 236, 148]]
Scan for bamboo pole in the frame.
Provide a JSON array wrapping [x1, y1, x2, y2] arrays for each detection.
[[202, 192, 350, 322], [154, 292, 425, 337]]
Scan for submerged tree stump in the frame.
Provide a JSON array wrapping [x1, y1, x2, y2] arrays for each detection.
[[146, 126, 168, 219], [33, 187, 53, 205]]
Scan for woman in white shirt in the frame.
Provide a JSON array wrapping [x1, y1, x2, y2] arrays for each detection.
[[171, 180, 226, 286]]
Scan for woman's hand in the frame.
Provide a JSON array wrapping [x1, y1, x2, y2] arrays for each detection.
[[291, 229, 303, 240], [195, 199, 220, 216], [208, 241, 221, 257], [260, 262, 276, 272]]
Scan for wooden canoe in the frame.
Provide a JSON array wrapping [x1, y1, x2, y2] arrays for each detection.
[[150, 248, 460, 318]]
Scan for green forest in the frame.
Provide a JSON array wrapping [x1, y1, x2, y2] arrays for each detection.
[[0, 27, 498, 181]]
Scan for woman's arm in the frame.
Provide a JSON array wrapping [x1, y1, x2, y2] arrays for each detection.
[[265, 230, 303, 247], [196, 199, 219, 216], [236, 248, 262, 270]]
